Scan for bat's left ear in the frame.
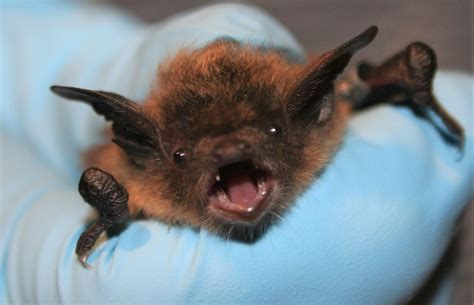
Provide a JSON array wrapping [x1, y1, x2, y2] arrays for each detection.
[[286, 26, 378, 124], [51, 86, 163, 160]]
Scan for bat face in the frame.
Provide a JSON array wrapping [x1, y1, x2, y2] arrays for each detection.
[[52, 27, 378, 242], [143, 42, 304, 239]]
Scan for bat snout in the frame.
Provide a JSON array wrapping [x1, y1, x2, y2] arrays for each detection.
[[211, 138, 253, 165]]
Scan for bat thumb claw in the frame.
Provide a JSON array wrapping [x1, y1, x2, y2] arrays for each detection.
[[78, 254, 94, 270]]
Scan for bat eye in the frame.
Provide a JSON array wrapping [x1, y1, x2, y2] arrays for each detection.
[[267, 125, 281, 136], [173, 148, 187, 164]]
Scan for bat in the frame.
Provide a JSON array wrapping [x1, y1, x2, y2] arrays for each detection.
[[51, 26, 464, 268]]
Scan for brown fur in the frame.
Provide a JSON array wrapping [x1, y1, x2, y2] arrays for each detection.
[[85, 39, 355, 241], [59, 27, 464, 243]]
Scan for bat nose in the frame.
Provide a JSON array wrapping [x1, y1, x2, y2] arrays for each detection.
[[212, 139, 253, 164]]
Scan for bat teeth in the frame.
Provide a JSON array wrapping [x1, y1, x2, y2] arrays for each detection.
[[216, 187, 227, 201], [215, 174, 221, 182], [257, 174, 267, 195]]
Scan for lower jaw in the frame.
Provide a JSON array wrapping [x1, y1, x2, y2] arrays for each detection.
[[206, 210, 277, 243], [209, 203, 268, 224], [208, 178, 274, 223], [207, 185, 274, 222]]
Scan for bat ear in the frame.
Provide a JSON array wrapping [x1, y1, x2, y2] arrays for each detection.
[[287, 26, 378, 124], [51, 86, 161, 158]]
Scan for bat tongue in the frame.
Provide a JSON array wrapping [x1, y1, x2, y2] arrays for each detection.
[[224, 171, 258, 209]]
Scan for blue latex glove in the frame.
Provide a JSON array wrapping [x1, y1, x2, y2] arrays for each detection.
[[1, 3, 472, 305]]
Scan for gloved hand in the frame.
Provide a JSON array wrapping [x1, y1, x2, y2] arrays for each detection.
[[1, 3, 472, 305]]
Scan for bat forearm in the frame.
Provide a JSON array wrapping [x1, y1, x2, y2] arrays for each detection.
[[336, 42, 464, 151], [76, 167, 130, 268]]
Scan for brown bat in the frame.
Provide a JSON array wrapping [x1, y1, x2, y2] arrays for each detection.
[[51, 26, 464, 267]]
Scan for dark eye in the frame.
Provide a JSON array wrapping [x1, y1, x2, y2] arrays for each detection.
[[267, 125, 281, 136], [173, 148, 188, 164]]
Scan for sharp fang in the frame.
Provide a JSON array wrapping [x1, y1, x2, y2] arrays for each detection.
[[257, 175, 266, 195], [216, 187, 227, 201], [215, 174, 221, 182]]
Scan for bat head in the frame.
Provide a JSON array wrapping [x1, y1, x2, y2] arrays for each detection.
[[52, 26, 377, 242]]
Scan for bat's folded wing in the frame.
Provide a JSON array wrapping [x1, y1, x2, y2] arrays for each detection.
[[1, 2, 472, 305]]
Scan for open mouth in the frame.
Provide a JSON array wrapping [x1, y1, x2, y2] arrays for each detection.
[[208, 160, 272, 222]]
